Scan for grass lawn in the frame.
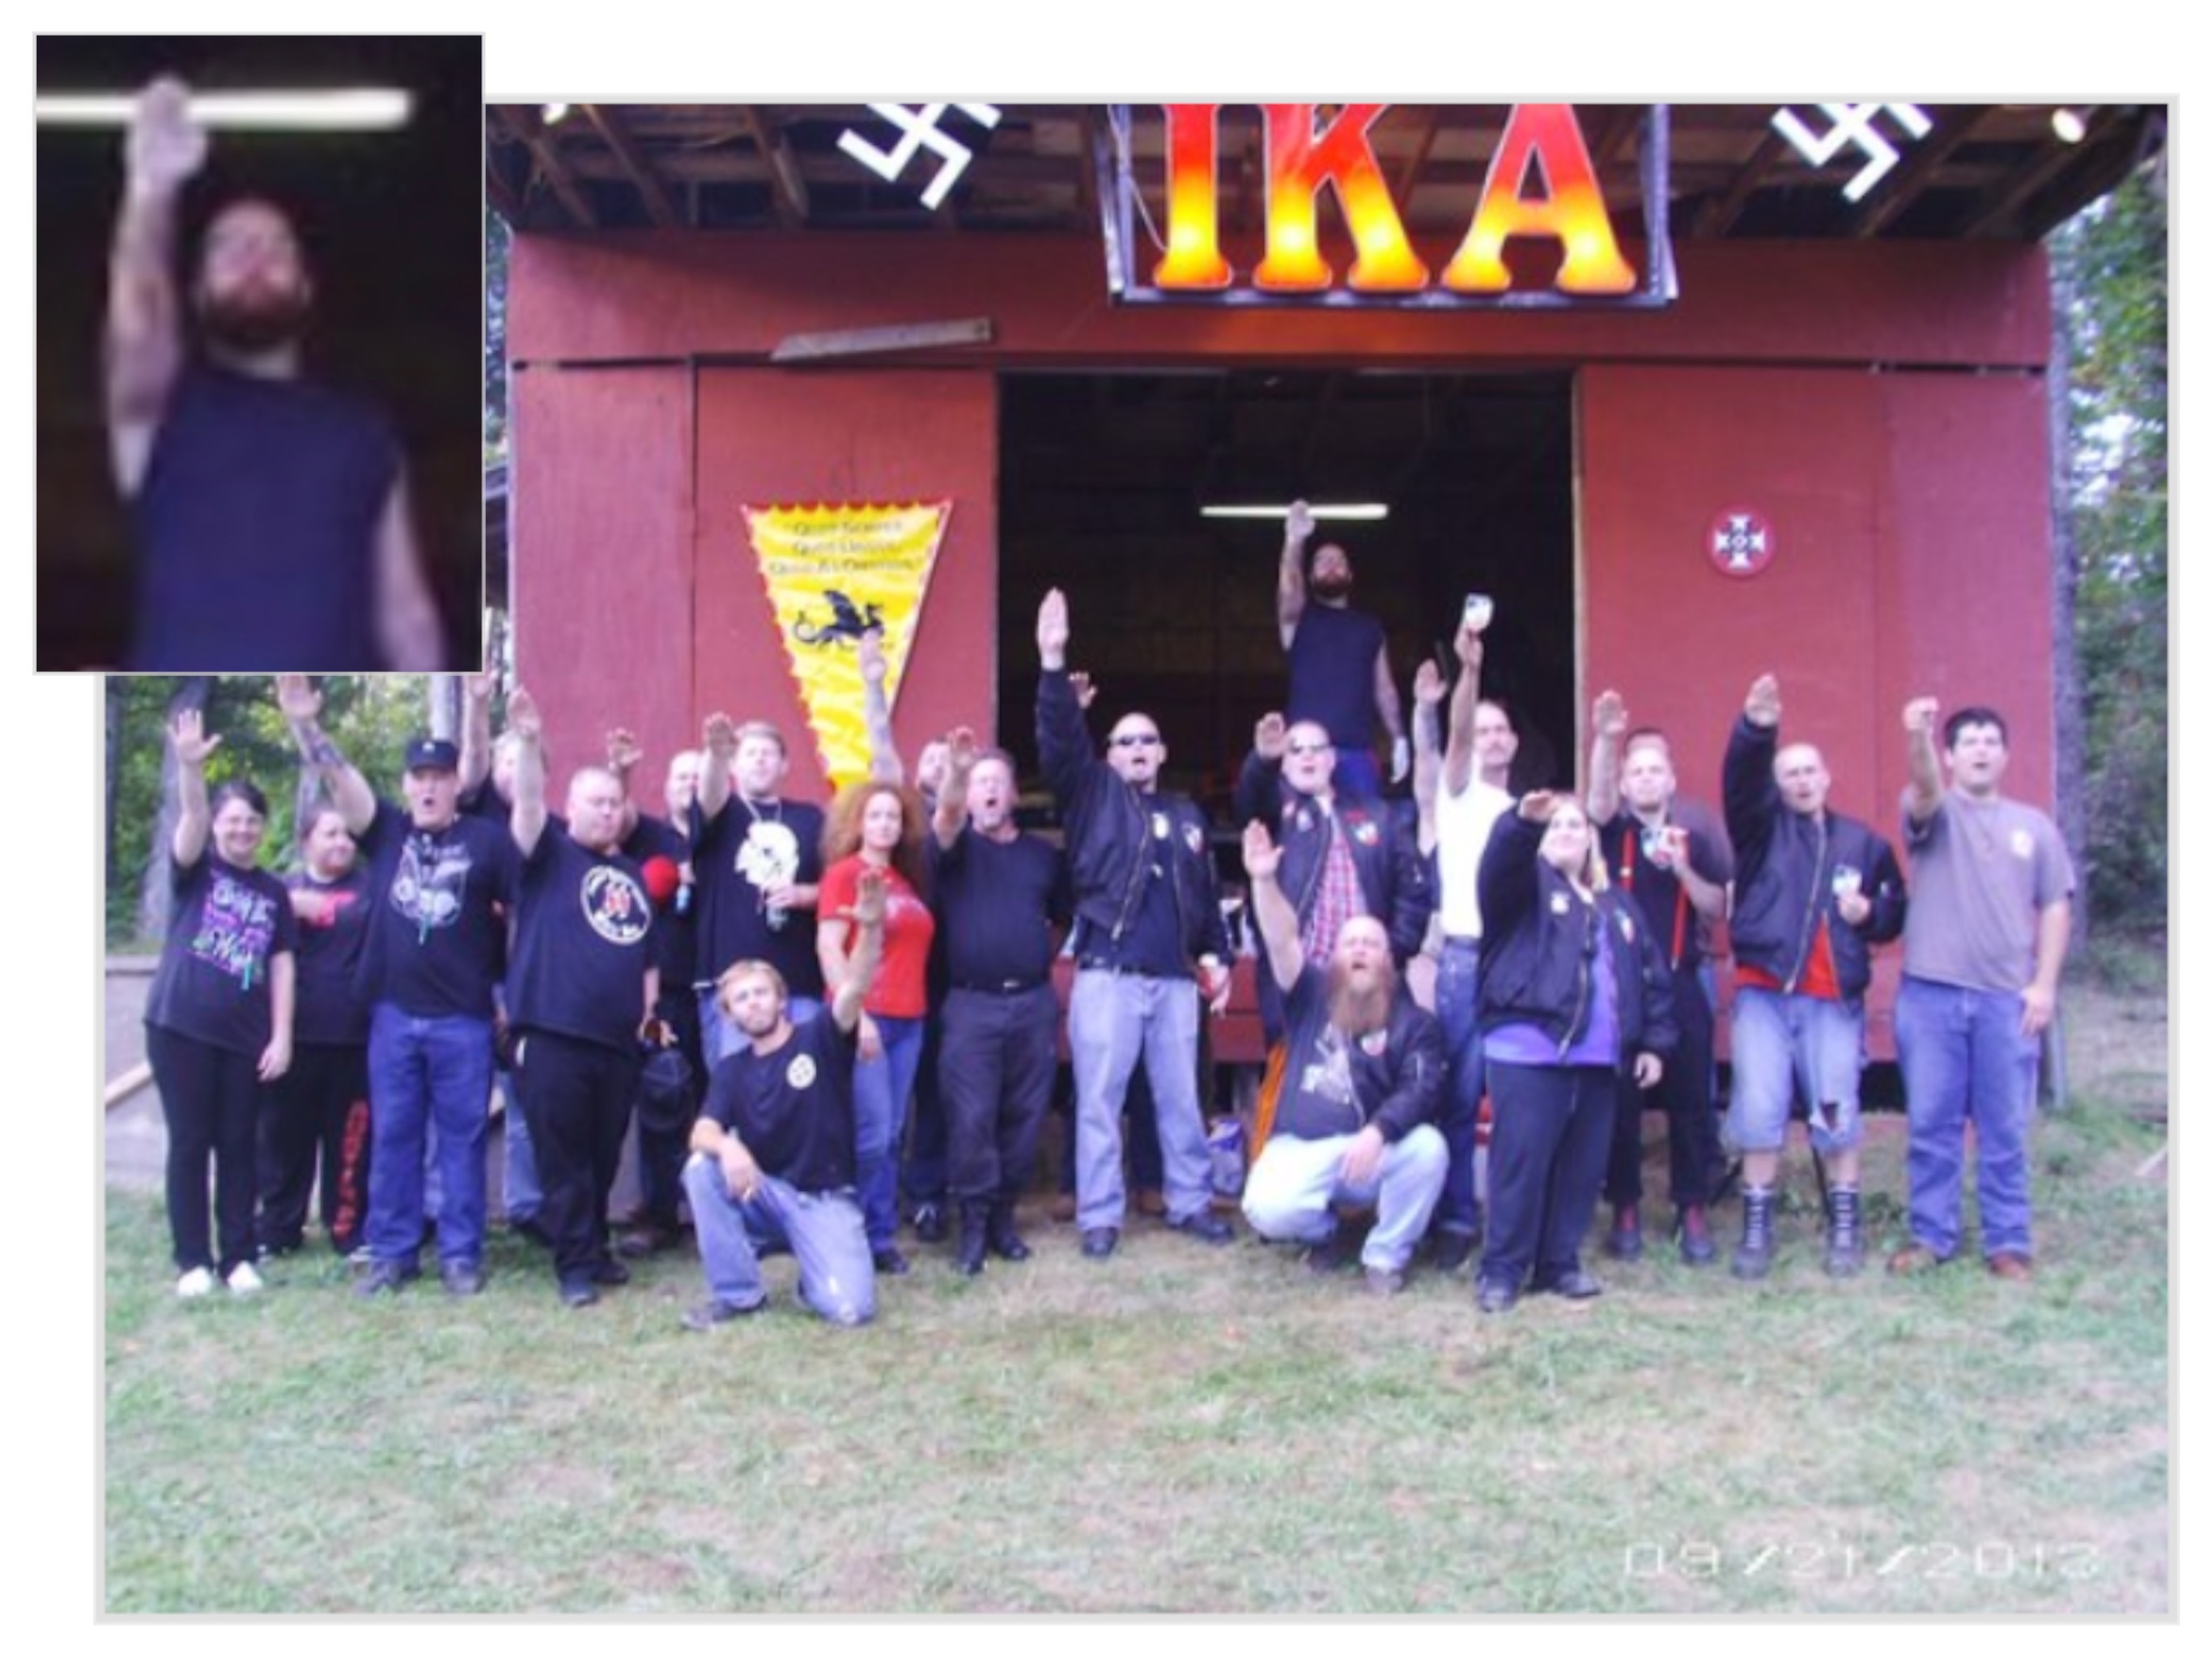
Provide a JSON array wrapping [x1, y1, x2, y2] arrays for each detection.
[[103, 988, 2168, 1614]]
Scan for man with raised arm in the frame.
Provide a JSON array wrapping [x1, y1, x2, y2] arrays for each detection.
[[503, 690, 659, 1308], [275, 675, 516, 1297], [691, 712, 826, 1063], [1585, 691, 1733, 1265], [106, 81, 440, 671], [1239, 820, 1446, 1295], [1887, 700, 2074, 1282], [679, 865, 891, 1329], [1420, 613, 1518, 1273], [929, 729, 1070, 1273], [1722, 674, 1906, 1282], [1278, 500, 1407, 798], [1036, 588, 1236, 1260]]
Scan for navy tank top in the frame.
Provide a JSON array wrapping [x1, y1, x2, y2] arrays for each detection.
[[128, 362, 398, 670]]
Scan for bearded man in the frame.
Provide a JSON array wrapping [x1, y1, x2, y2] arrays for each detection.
[[1278, 500, 1407, 797], [1238, 820, 1446, 1295], [104, 78, 440, 670]]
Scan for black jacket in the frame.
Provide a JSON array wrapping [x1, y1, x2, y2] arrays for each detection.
[[1721, 716, 1905, 1001], [1036, 670, 1228, 967], [1475, 812, 1678, 1063], [1231, 751, 1431, 966], [1273, 968, 1444, 1144]]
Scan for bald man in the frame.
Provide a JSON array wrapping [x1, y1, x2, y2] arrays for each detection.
[[105, 78, 440, 670], [1721, 675, 1905, 1282]]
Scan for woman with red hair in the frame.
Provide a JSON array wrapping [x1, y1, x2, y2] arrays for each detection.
[[817, 780, 936, 1275]]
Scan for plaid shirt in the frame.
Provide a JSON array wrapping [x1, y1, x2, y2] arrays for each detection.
[[1303, 812, 1368, 966]]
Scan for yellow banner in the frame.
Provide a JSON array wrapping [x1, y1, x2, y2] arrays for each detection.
[[743, 501, 951, 786]]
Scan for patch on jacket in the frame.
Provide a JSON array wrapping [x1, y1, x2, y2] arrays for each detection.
[[1151, 811, 1170, 840], [1184, 823, 1205, 856], [1551, 892, 1572, 916], [1359, 1030, 1389, 1057], [1349, 816, 1380, 847]]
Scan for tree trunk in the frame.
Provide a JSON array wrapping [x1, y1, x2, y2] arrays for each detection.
[[138, 678, 210, 945]]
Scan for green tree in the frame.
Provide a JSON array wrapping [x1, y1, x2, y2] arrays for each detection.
[[2054, 172, 2167, 936], [108, 676, 443, 949]]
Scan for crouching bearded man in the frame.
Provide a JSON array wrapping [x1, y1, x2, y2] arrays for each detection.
[[1238, 819, 1447, 1295]]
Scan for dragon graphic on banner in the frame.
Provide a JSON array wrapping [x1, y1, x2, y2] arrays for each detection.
[[743, 501, 951, 785]]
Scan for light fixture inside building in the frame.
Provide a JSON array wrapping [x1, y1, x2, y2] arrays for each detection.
[[1201, 503, 1389, 521], [542, 102, 572, 125], [35, 87, 414, 131], [2052, 108, 2089, 144]]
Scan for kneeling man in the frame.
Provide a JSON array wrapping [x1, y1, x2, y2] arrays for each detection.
[[680, 867, 889, 1329], [1239, 820, 1446, 1294]]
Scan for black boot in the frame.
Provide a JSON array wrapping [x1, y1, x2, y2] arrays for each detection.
[[955, 1201, 989, 1277], [1824, 1184, 1865, 1278], [1733, 1185, 1775, 1281], [989, 1197, 1032, 1262]]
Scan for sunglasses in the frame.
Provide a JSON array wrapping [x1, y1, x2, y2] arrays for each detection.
[[1287, 741, 1333, 757], [1110, 733, 1161, 749]]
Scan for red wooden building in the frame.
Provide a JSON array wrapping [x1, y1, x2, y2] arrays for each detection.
[[488, 102, 2161, 1056]]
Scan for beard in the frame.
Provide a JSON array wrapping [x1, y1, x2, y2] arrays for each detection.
[[198, 287, 314, 355], [1308, 569, 1355, 602], [1326, 958, 1396, 1035]]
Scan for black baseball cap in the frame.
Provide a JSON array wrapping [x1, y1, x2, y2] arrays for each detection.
[[404, 737, 461, 773]]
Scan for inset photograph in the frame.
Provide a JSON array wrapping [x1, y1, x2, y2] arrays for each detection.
[[37, 35, 485, 673]]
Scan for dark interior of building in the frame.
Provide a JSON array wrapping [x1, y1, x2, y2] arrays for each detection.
[[996, 369, 1576, 822]]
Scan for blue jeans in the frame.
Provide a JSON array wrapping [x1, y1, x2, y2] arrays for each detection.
[[1430, 938, 1485, 1235], [1726, 986, 1865, 1154], [499, 1069, 541, 1224], [1894, 976, 2040, 1261], [853, 1014, 925, 1252], [366, 1005, 496, 1268], [1242, 1124, 1447, 1271], [1068, 968, 1212, 1231], [682, 1155, 874, 1325]]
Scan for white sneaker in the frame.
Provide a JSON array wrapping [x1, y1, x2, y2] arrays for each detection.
[[176, 1267, 215, 1299], [225, 1261, 265, 1295]]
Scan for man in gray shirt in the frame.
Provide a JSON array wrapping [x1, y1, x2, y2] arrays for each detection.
[[1888, 699, 2074, 1282]]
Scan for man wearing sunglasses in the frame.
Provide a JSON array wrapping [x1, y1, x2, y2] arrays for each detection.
[[1035, 589, 1235, 1261]]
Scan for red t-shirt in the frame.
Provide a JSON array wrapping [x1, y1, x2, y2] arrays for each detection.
[[818, 857, 935, 1018], [1735, 914, 1842, 1001]]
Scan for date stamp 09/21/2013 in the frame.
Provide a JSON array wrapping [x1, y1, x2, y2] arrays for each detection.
[[1623, 1541, 2104, 1582]]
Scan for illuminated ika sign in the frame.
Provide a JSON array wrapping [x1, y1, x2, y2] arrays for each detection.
[[1100, 104, 1675, 309]]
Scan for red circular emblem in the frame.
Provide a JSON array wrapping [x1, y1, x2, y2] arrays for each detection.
[[1708, 508, 1776, 578]]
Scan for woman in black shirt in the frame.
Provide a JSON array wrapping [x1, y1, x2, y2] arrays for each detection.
[[143, 708, 298, 1297]]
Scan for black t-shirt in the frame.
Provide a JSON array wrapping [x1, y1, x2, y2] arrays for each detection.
[[1276, 964, 1366, 1142], [1078, 804, 1190, 978], [287, 865, 372, 1046], [355, 800, 518, 1019], [929, 827, 1069, 988], [128, 362, 398, 671], [145, 852, 300, 1057], [691, 795, 826, 998], [508, 831, 656, 1052], [623, 813, 695, 1017], [701, 1012, 857, 1192], [1597, 799, 1733, 974]]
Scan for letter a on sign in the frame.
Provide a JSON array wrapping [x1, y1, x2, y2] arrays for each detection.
[[1443, 104, 1636, 295]]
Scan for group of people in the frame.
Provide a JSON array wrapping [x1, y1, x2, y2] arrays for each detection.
[[139, 507, 2074, 1328]]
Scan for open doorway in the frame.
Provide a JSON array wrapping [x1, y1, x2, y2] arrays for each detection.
[[996, 370, 1576, 817]]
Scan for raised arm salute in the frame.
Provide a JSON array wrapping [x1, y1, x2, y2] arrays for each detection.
[[106, 79, 440, 670], [1888, 699, 2074, 1283], [143, 704, 298, 1298], [1036, 587, 1234, 1261], [681, 867, 890, 1330]]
